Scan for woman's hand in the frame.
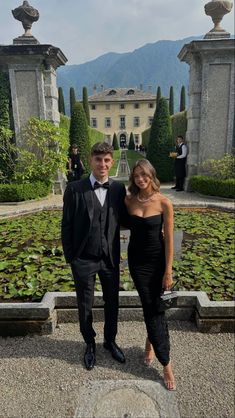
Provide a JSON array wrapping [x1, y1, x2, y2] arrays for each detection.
[[162, 272, 173, 291]]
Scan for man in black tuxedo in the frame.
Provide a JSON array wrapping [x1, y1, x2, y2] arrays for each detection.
[[171, 136, 187, 191], [61, 142, 127, 370]]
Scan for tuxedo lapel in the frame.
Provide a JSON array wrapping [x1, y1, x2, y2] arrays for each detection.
[[81, 177, 94, 222]]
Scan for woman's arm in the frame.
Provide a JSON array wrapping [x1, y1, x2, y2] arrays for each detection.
[[162, 198, 174, 290]]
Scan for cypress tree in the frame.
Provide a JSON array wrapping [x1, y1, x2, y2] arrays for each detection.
[[180, 85, 186, 112], [69, 87, 76, 116], [58, 87, 65, 115], [169, 86, 174, 115], [156, 86, 161, 107], [82, 86, 90, 125], [0, 71, 14, 182], [112, 132, 119, 150], [146, 97, 174, 182], [69, 101, 91, 173], [128, 132, 135, 150]]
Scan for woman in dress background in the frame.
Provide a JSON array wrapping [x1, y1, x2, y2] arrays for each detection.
[[125, 159, 176, 391]]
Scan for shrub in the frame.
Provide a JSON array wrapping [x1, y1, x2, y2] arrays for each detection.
[[112, 133, 119, 150], [171, 111, 187, 143], [141, 128, 150, 151], [189, 175, 235, 198], [82, 86, 90, 125], [128, 132, 135, 150], [180, 86, 186, 111], [69, 101, 91, 173], [146, 97, 174, 181], [69, 87, 76, 116], [201, 154, 234, 180], [0, 181, 51, 202], [13, 118, 68, 184], [58, 87, 65, 115], [169, 86, 174, 115], [0, 127, 15, 183]]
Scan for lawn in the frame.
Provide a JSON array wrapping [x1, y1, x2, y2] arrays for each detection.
[[109, 150, 121, 176], [0, 209, 234, 302], [126, 150, 146, 171]]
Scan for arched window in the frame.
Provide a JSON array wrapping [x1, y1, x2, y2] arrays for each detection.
[[108, 89, 117, 95], [126, 89, 135, 95]]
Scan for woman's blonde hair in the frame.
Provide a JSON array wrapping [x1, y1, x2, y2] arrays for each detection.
[[128, 159, 160, 195]]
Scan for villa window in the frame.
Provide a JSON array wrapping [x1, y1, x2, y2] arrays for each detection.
[[120, 116, 126, 129], [91, 104, 96, 110], [120, 103, 125, 109], [105, 117, 111, 128], [91, 118, 97, 128], [134, 135, 139, 143], [134, 103, 139, 109], [108, 89, 117, 95], [148, 102, 154, 108], [127, 89, 135, 95], [134, 117, 140, 127], [148, 117, 153, 126], [105, 104, 110, 110]]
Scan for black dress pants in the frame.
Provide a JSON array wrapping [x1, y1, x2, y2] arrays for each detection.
[[71, 257, 120, 344], [129, 260, 170, 366]]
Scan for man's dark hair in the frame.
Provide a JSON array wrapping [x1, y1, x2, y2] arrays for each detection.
[[177, 135, 184, 141], [91, 142, 113, 157], [71, 144, 78, 149]]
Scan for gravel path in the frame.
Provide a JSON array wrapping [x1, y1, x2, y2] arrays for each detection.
[[0, 321, 234, 418]]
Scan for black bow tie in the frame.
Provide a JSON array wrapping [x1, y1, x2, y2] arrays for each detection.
[[93, 181, 109, 190]]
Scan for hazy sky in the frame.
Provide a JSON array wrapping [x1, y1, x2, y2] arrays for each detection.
[[0, 0, 234, 64]]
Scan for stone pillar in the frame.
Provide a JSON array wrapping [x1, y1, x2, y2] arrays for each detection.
[[0, 44, 67, 144], [0, 44, 67, 193], [178, 38, 235, 186]]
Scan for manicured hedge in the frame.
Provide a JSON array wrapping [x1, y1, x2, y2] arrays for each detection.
[[189, 176, 235, 199], [0, 181, 51, 202]]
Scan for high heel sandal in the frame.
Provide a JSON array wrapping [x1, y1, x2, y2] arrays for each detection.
[[163, 362, 176, 391], [144, 337, 154, 366]]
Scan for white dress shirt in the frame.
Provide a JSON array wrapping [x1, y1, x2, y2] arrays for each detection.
[[89, 173, 109, 206], [177, 144, 187, 159]]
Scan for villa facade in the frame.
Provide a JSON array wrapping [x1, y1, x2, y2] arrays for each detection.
[[88, 88, 156, 147]]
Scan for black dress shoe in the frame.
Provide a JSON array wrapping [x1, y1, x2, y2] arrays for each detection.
[[171, 186, 177, 189], [103, 341, 126, 363], [84, 343, 96, 370]]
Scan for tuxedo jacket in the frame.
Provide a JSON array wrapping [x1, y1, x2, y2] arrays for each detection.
[[61, 176, 127, 266]]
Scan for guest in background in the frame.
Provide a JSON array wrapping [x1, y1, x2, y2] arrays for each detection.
[[67, 144, 85, 182], [171, 136, 187, 191]]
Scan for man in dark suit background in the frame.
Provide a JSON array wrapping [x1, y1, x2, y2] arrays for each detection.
[[61, 142, 127, 370], [171, 135, 188, 191]]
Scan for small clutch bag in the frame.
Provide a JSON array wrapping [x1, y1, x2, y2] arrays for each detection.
[[156, 280, 179, 312]]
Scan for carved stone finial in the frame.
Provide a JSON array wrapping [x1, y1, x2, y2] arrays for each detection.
[[204, 0, 233, 39], [12, 1, 39, 37]]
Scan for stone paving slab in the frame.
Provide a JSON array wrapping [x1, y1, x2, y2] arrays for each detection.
[[74, 380, 180, 418]]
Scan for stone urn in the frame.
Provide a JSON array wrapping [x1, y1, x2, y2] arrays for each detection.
[[204, 0, 233, 35]]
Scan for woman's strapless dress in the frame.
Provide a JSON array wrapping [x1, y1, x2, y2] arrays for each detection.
[[128, 214, 165, 295]]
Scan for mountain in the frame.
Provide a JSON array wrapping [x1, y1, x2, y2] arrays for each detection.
[[57, 36, 201, 114]]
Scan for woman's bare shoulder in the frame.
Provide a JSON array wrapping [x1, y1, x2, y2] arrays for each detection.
[[158, 193, 173, 210]]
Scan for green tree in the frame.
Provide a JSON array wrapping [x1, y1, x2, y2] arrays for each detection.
[[0, 71, 14, 182], [169, 86, 174, 115], [58, 87, 65, 115], [128, 132, 135, 150], [82, 86, 90, 125], [13, 118, 68, 185], [146, 97, 173, 182], [156, 86, 161, 107], [69, 101, 91, 173], [180, 85, 186, 111], [112, 132, 119, 150], [69, 87, 76, 116]]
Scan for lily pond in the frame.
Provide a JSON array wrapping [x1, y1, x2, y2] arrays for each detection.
[[0, 209, 234, 302]]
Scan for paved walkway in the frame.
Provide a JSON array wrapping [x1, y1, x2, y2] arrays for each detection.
[[0, 321, 234, 418], [0, 183, 234, 218]]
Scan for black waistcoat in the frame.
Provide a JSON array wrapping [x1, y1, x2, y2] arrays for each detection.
[[80, 192, 109, 260]]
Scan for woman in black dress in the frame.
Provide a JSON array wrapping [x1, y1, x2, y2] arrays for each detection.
[[125, 159, 176, 391]]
